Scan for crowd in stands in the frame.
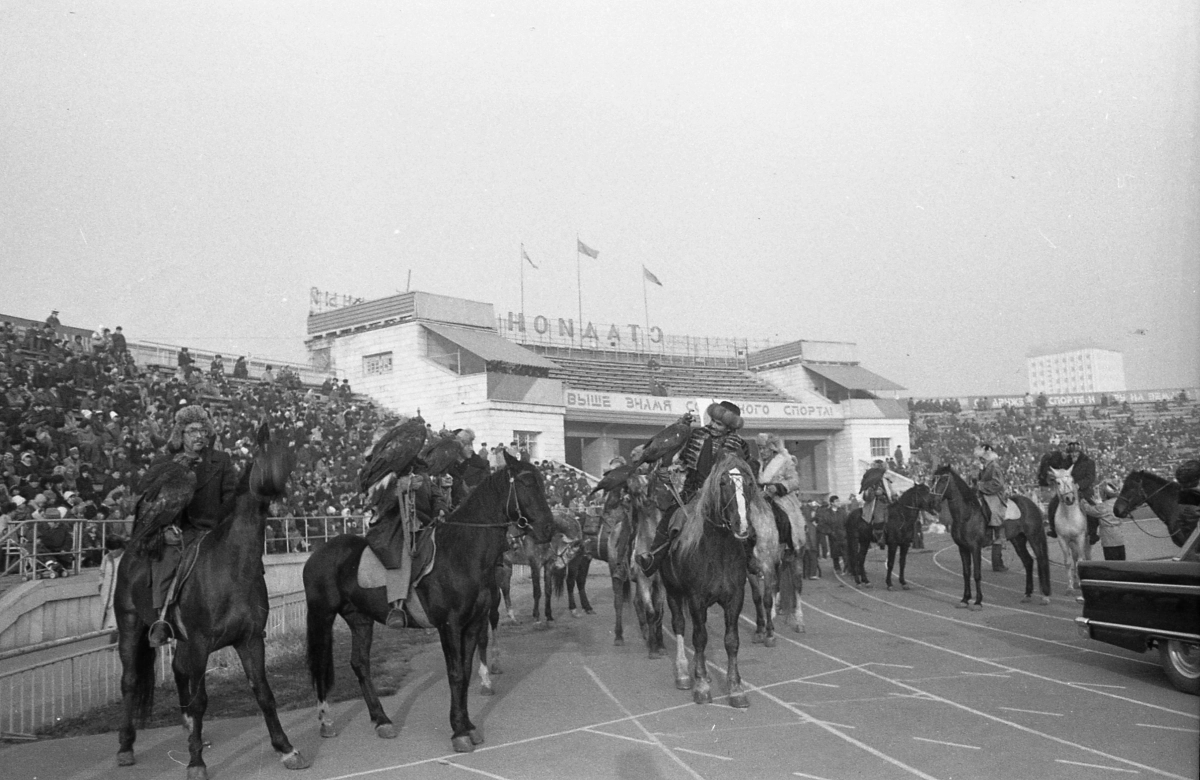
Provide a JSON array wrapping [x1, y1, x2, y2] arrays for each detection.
[[906, 396, 1200, 493]]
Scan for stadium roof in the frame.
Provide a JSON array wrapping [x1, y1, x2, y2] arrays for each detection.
[[422, 323, 559, 370], [803, 363, 905, 392]]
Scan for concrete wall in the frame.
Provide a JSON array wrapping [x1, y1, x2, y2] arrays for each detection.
[[826, 417, 911, 499], [0, 554, 312, 652]]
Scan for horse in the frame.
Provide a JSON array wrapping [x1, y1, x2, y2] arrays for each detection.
[[842, 508, 874, 587], [883, 485, 931, 591], [114, 423, 309, 780], [302, 453, 556, 753], [661, 455, 760, 707], [1047, 467, 1090, 594], [1114, 469, 1200, 547], [747, 495, 797, 644], [930, 465, 991, 609], [626, 472, 669, 657], [502, 509, 579, 626], [1000, 493, 1052, 604]]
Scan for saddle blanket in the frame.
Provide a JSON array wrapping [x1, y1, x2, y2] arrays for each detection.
[[1004, 500, 1022, 520]]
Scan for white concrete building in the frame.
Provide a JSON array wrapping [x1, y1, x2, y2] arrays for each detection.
[[1027, 347, 1126, 395]]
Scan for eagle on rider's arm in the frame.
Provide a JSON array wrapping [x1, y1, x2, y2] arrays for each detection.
[[128, 460, 197, 555], [359, 416, 428, 499], [631, 412, 696, 471]]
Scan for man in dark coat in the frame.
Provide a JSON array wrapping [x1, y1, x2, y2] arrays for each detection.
[[1045, 440, 1098, 544], [636, 400, 752, 576], [148, 405, 239, 647]]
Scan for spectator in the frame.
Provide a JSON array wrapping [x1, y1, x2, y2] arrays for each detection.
[[233, 356, 249, 379], [210, 354, 225, 378], [46, 309, 61, 331], [177, 347, 193, 379], [261, 364, 276, 384], [111, 326, 127, 357]]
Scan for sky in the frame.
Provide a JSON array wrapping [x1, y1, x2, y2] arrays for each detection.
[[2, 1, 1197, 397]]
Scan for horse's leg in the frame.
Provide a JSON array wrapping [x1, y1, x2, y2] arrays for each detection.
[[667, 589, 691, 690], [173, 653, 212, 748], [633, 576, 651, 641], [898, 544, 911, 589], [178, 643, 212, 780], [566, 560, 579, 616], [612, 575, 626, 646], [499, 564, 517, 624], [1012, 537, 1035, 603], [530, 562, 545, 626], [1034, 532, 1052, 603], [438, 621, 479, 753], [307, 601, 339, 738], [543, 563, 555, 623], [476, 608, 496, 697], [116, 615, 153, 766], [761, 568, 776, 648], [689, 598, 711, 705], [957, 546, 972, 608], [885, 544, 896, 589], [726, 584, 749, 709], [790, 555, 806, 632], [344, 613, 394, 737], [573, 559, 588, 614], [857, 538, 871, 587], [234, 634, 309, 769], [649, 577, 666, 656], [748, 573, 767, 644], [971, 543, 983, 610]]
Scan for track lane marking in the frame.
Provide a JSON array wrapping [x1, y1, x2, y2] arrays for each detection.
[[582, 726, 656, 745], [436, 762, 518, 780], [1056, 759, 1141, 773], [793, 773, 837, 780], [772, 607, 1194, 779], [675, 747, 733, 761], [1136, 724, 1199, 733], [913, 736, 980, 749], [999, 707, 1064, 717]]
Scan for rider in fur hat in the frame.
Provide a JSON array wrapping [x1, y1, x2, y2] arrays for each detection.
[[974, 442, 1008, 572], [148, 405, 239, 647], [636, 401, 751, 576]]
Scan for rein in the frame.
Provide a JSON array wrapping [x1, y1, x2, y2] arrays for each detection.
[[437, 473, 534, 534], [1123, 474, 1176, 539]]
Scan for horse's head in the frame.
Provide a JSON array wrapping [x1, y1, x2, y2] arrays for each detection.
[[1049, 467, 1078, 505], [895, 484, 938, 520], [249, 422, 294, 502], [502, 451, 556, 545], [710, 459, 755, 541]]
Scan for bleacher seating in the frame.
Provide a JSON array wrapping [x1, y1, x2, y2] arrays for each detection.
[[542, 353, 794, 402]]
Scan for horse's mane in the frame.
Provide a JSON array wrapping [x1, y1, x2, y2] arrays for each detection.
[[1131, 469, 1170, 486], [933, 464, 980, 512], [676, 454, 765, 561]]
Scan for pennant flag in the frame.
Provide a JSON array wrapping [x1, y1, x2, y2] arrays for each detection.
[[643, 266, 663, 286], [577, 239, 599, 259], [522, 246, 538, 269]]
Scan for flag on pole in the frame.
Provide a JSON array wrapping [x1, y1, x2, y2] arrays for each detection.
[[577, 239, 599, 259], [522, 246, 538, 269], [642, 266, 662, 286]]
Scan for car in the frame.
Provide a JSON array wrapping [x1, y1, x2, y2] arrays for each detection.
[[1076, 524, 1200, 694]]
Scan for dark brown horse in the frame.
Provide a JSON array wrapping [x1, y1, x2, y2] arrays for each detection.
[[1114, 469, 1199, 547], [843, 508, 874, 587], [662, 455, 759, 707], [114, 423, 307, 780], [303, 453, 555, 753], [931, 465, 991, 609]]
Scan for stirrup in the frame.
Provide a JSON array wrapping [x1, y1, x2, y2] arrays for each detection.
[[636, 552, 659, 577], [148, 619, 174, 647], [385, 602, 409, 629]]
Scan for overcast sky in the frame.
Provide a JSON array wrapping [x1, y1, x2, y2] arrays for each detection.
[[3, 1, 1197, 396]]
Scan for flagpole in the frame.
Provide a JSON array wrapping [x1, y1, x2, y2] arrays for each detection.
[[519, 243, 526, 344], [642, 266, 650, 353], [576, 235, 583, 348]]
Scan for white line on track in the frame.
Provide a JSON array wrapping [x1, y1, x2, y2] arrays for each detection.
[[435, 761, 518, 780], [794, 680, 840, 687], [1055, 759, 1141, 773], [674, 747, 733, 761], [913, 736, 980, 750], [769, 608, 1194, 778], [825, 575, 1182, 685], [999, 707, 1064, 717], [1069, 682, 1127, 689], [793, 772, 837, 780], [582, 726, 656, 745], [959, 671, 1011, 677], [582, 665, 707, 780], [1136, 723, 1200, 733]]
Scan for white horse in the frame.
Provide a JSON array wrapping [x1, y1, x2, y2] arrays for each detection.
[[1049, 467, 1091, 593]]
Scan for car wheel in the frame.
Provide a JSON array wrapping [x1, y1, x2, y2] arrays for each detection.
[[1159, 640, 1200, 695]]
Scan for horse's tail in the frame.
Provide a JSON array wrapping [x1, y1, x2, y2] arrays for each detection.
[[551, 565, 567, 598], [131, 638, 157, 724], [778, 558, 797, 615]]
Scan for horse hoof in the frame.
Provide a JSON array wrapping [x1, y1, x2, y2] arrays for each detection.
[[585, 608, 595, 615], [675, 676, 693, 690], [489, 662, 502, 675], [1040, 596, 1051, 606], [469, 728, 485, 745], [969, 603, 982, 612], [571, 609, 580, 618], [319, 723, 338, 738], [186, 766, 208, 780], [887, 583, 894, 591], [751, 633, 764, 644], [693, 688, 712, 705], [613, 637, 624, 647], [451, 736, 474, 753], [117, 751, 136, 767], [479, 683, 495, 696], [901, 584, 911, 591], [375, 723, 398, 739], [861, 583, 872, 589], [649, 649, 664, 659], [792, 624, 805, 634], [729, 693, 750, 709], [763, 636, 776, 648], [281, 750, 311, 769], [956, 602, 969, 609], [1021, 595, 1032, 603]]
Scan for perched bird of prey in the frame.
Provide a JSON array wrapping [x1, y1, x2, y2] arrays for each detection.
[[421, 434, 466, 477], [129, 460, 197, 553], [589, 463, 637, 496], [630, 412, 696, 470], [359, 416, 428, 497]]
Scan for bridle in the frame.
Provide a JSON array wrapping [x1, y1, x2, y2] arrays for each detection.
[[709, 468, 751, 539], [440, 472, 535, 537], [1121, 472, 1173, 514]]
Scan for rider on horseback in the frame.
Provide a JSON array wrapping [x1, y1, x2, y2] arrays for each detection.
[[860, 460, 891, 549], [973, 442, 1008, 573], [148, 405, 238, 648], [636, 401, 751, 577], [756, 433, 800, 554], [1044, 440, 1099, 545]]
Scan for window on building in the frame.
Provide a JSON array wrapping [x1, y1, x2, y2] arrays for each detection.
[[363, 351, 393, 375], [870, 438, 890, 459], [514, 431, 539, 460]]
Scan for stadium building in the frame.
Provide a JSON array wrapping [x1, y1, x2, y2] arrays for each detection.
[[305, 291, 909, 500]]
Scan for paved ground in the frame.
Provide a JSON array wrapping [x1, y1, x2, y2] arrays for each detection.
[[5, 524, 1198, 780]]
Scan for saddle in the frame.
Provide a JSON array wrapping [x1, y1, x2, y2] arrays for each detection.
[[358, 524, 437, 602], [153, 530, 211, 640]]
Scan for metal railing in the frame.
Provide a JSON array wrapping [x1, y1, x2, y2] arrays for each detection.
[[0, 592, 307, 740]]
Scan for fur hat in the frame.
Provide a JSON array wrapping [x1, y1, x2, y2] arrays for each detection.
[[706, 401, 744, 431], [974, 443, 998, 462], [1175, 459, 1200, 489], [169, 405, 214, 450]]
